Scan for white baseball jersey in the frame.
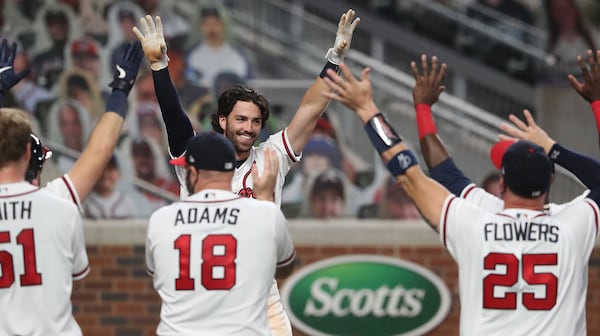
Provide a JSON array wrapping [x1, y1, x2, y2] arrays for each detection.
[[0, 182, 89, 336], [174, 129, 301, 207], [146, 189, 296, 336], [44, 174, 83, 212], [440, 194, 599, 336]]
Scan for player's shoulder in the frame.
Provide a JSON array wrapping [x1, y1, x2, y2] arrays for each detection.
[[35, 187, 80, 213]]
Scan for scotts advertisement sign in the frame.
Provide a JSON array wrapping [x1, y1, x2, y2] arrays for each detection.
[[281, 255, 451, 336]]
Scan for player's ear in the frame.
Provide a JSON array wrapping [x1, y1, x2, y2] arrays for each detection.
[[219, 114, 227, 132]]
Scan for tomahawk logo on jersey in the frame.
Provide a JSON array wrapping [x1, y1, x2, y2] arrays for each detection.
[[174, 129, 300, 206]]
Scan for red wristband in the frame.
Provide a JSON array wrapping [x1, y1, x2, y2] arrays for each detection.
[[591, 101, 600, 132], [415, 104, 437, 139]]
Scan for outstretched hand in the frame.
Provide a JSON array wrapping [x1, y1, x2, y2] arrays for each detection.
[[498, 109, 556, 153], [568, 49, 600, 102], [411, 54, 446, 106], [321, 63, 378, 122], [132, 15, 169, 70], [252, 148, 280, 202], [0, 39, 29, 96], [108, 41, 143, 95], [326, 9, 360, 65]]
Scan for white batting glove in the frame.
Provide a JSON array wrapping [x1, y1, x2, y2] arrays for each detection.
[[325, 9, 360, 65], [132, 15, 170, 71]]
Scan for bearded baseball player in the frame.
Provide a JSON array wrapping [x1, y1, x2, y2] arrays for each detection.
[[0, 108, 88, 336], [133, 10, 359, 334], [0, 38, 143, 211], [322, 62, 600, 335], [146, 132, 296, 335]]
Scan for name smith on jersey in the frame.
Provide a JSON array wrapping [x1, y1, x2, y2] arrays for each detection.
[[0, 200, 32, 220], [484, 221, 559, 242], [174, 207, 240, 226]]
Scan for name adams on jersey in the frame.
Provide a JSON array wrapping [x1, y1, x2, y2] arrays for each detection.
[[174, 207, 240, 226]]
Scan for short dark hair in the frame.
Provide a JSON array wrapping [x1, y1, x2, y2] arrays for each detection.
[[211, 85, 270, 133]]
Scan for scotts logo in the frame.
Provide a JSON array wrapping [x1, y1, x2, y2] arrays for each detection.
[[281, 255, 451, 336]]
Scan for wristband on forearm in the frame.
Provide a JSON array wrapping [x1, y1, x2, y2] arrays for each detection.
[[387, 149, 419, 176], [415, 104, 437, 139], [591, 101, 600, 133], [105, 90, 128, 119], [319, 60, 340, 79], [364, 112, 403, 154]]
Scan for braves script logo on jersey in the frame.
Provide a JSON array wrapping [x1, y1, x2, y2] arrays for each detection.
[[237, 187, 256, 199]]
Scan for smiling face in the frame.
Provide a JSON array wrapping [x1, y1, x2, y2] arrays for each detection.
[[219, 101, 262, 159]]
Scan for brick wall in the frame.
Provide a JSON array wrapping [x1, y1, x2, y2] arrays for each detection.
[[73, 220, 600, 336]]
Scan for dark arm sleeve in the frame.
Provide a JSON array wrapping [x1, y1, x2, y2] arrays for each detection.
[[549, 143, 600, 204], [428, 158, 473, 196], [152, 68, 194, 157]]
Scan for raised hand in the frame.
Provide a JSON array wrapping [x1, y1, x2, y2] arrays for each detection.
[[498, 109, 556, 153], [322, 63, 378, 122], [568, 50, 600, 102], [132, 15, 169, 70], [252, 148, 280, 202], [0, 39, 29, 96], [326, 9, 360, 65], [411, 54, 446, 106], [109, 41, 143, 95]]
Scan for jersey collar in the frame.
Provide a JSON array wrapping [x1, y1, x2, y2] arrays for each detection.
[[185, 189, 240, 202], [0, 182, 39, 197]]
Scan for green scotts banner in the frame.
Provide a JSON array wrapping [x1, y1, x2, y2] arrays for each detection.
[[281, 255, 451, 336]]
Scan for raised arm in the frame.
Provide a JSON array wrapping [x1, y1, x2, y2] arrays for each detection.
[[499, 109, 600, 203], [133, 15, 194, 157], [411, 54, 472, 195], [568, 49, 600, 149], [67, 42, 143, 201], [322, 63, 450, 230], [285, 9, 359, 154]]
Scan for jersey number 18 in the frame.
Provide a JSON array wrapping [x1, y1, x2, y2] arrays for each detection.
[[174, 234, 237, 291]]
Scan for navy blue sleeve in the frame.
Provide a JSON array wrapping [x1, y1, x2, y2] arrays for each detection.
[[152, 68, 194, 157], [428, 158, 473, 196], [548, 143, 600, 205]]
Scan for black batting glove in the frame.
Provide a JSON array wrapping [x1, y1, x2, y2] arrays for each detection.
[[0, 39, 30, 96], [109, 41, 143, 95]]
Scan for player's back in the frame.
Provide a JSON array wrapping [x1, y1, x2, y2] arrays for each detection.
[[444, 197, 599, 336], [0, 182, 87, 336], [146, 189, 290, 336]]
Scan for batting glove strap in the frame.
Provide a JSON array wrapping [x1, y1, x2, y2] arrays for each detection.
[[325, 48, 343, 65], [320, 60, 340, 79], [387, 150, 419, 176], [364, 112, 403, 155]]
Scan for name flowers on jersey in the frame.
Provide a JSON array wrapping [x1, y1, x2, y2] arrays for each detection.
[[484, 219, 559, 242]]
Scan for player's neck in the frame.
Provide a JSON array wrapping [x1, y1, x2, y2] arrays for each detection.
[[502, 192, 546, 211], [0, 164, 27, 184], [193, 171, 235, 193]]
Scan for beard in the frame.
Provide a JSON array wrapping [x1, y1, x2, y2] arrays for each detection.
[[225, 127, 255, 155]]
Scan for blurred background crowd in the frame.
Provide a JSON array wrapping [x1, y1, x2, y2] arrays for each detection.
[[1, 0, 595, 221]]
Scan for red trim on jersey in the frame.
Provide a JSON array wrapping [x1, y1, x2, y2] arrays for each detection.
[[241, 164, 254, 191], [73, 265, 89, 278], [584, 199, 599, 236], [0, 188, 39, 198], [531, 213, 549, 219], [61, 176, 79, 206], [277, 250, 296, 267], [462, 184, 477, 198], [496, 213, 514, 219], [281, 130, 299, 162], [442, 197, 457, 247]]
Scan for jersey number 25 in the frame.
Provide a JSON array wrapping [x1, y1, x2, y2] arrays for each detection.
[[483, 252, 557, 310], [174, 234, 237, 291]]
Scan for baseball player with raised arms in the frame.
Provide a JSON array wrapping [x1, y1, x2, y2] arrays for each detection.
[[410, 52, 599, 213], [133, 10, 359, 334], [322, 62, 600, 335], [146, 132, 295, 335], [0, 39, 144, 210], [0, 108, 88, 336]]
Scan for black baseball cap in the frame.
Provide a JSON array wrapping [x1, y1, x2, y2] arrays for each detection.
[[499, 140, 553, 198], [170, 132, 235, 171]]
